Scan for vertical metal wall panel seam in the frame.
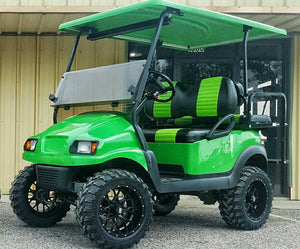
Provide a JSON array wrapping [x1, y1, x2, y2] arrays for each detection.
[[93, 39, 97, 111], [114, 40, 118, 64], [17, 14, 22, 35], [0, 15, 2, 34], [93, 37, 97, 68], [294, 35, 300, 200], [35, 36, 40, 134], [15, 36, 22, 175], [55, 36, 59, 90], [296, 35, 300, 200], [13, 36, 18, 180]]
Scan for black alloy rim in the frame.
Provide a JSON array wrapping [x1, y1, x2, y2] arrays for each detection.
[[99, 186, 145, 238], [245, 180, 267, 220]]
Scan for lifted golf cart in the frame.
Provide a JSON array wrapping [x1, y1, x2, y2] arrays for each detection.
[[10, 0, 287, 248]]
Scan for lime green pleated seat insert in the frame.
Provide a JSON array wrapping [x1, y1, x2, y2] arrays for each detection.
[[153, 81, 177, 118], [196, 77, 222, 117], [155, 129, 181, 143]]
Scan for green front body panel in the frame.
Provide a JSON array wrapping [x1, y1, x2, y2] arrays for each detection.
[[23, 113, 147, 169], [148, 130, 261, 175]]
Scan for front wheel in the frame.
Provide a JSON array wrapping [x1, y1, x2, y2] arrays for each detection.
[[10, 165, 70, 227], [218, 166, 273, 230], [76, 169, 153, 249]]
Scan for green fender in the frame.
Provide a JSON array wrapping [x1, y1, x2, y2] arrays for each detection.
[[23, 113, 148, 170]]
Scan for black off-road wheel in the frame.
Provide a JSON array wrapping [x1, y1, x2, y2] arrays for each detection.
[[218, 166, 273, 230], [76, 169, 153, 249], [10, 165, 70, 227], [153, 193, 180, 216]]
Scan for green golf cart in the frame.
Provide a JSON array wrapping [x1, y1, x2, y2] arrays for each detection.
[[10, 0, 287, 248]]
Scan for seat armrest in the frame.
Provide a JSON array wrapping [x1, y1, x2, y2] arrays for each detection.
[[206, 114, 236, 140]]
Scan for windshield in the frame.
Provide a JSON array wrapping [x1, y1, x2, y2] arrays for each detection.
[[52, 60, 146, 108]]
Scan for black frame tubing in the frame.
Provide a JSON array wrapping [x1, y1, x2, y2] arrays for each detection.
[[87, 17, 172, 41], [66, 32, 82, 72], [248, 92, 287, 125], [131, 7, 183, 150], [242, 25, 252, 120], [53, 32, 82, 124], [249, 91, 288, 173]]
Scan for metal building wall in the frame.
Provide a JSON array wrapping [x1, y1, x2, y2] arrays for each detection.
[[291, 35, 300, 200], [0, 36, 126, 194]]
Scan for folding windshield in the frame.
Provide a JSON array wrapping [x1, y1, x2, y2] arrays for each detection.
[[52, 60, 146, 107], [59, 0, 286, 51]]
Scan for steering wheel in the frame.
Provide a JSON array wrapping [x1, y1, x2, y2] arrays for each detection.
[[146, 70, 175, 102]]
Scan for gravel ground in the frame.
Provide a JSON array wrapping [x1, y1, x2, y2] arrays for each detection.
[[0, 195, 299, 249]]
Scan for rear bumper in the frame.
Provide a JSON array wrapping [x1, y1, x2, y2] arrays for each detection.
[[36, 164, 80, 192]]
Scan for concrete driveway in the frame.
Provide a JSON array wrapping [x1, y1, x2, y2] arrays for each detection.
[[0, 195, 299, 249]]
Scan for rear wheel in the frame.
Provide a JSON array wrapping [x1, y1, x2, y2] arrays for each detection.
[[218, 166, 273, 230], [10, 165, 70, 227], [153, 193, 180, 216], [76, 169, 153, 249]]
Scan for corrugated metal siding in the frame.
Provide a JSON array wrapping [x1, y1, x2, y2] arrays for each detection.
[[0, 36, 125, 194], [291, 35, 300, 200]]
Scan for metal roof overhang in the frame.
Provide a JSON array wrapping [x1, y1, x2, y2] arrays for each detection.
[[1, 1, 298, 37], [57, 0, 286, 51]]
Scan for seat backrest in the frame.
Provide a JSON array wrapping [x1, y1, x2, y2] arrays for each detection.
[[144, 76, 239, 120]]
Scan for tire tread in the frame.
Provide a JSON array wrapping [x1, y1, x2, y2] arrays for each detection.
[[218, 166, 273, 230]]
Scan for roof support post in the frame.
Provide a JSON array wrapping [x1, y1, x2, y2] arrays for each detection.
[[243, 25, 252, 118], [52, 32, 81, 124], [132, 7, 183, 150], [66, 32, 81, 72], [133, 8, 181, 104]]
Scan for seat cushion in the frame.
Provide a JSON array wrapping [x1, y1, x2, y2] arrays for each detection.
[[143, 128, 210, 143]]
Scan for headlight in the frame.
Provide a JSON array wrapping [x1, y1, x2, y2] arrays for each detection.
[[70, 140, 99, 155], [24, 139, 38, 152]]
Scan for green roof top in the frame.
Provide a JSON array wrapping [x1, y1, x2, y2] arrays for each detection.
[[59, 0, 287, 51]]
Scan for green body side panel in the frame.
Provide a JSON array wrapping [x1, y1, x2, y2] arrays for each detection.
[[148, 130, 261, 175], [196, 77, 222, 117], [23, 113, 147, 169], [58, 0, 286, 51]]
